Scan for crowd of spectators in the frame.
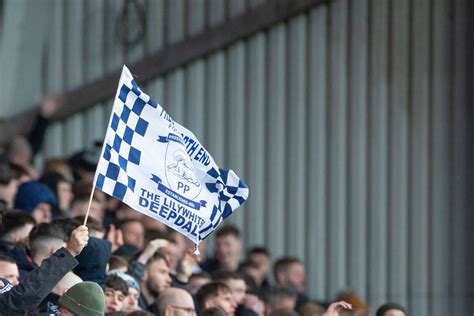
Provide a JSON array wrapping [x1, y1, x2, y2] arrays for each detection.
[[0, 97, 407, 315]]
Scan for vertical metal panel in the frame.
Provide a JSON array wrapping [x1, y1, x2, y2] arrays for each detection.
[[84, 0, 104, 82], [84, 104, 106, 145], [207, 0, 226, 27], [285, 15, 307, 259], [187, 0, 205, 35], [63, 114, 85, 155], [145, 0, 164, 53], [429, 1, 450, 314], [367, 0, 389, 306], [228, 0, 247, 18], [347, 0, 368, 300], [165, 69, 185, 123], [184, 61, 205, 140], [306, 5, 328, 301], [244, 33, 266, 246], [450, 0, 467, 315], [388, 0, 409, 307], [327, 0, 348, 296], [167, 0, 185, 44], [103, 0, 124, 73], [64, 0, 84, 89], [205, 52, 226, 165], [265, 23, 286, 259], [225, 42, 246, 230], [408, 0, 430, 314]]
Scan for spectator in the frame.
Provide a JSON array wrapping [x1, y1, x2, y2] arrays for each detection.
[[0, 225, 89, 313], [131, 251, 172, 309], [273, 257, 308, 309], [0, 254, 20, 286], [58, 281, 105, 316], [104, 275, 129, 313], [197, 282, 237, 316], [118, 219, 146, 250], [39, 171, 73, 217], [155, 287, 196, 316], [262, 286, 297, 316], [14, 181, 57, 223], [187, 272, 211, 296], [108, 269, 141, 313], [247, 247, 272, 288], [375, 303, 407, 316], [75, 215, 106, 239], [213, 270, 264, 316], [0, 210, 35, 248], [29, 222, 67, 266], [42, 158, 74, 182], [70, 194, 105, 225], [202, 225, 243, 272], [0, 163, 21, 209], [108, 255, 129, 272]]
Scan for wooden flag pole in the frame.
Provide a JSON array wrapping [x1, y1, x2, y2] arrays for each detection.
[[83, 186, 96, 226]]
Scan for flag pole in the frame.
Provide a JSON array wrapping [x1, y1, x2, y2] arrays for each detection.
[[83, 185, 96, 226]]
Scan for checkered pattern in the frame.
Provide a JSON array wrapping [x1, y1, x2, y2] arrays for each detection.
[[95, 79, 158, 200], [201, 167, 249, 240]]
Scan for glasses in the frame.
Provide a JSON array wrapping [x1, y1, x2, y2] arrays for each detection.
[[170, 305, 196, 316]]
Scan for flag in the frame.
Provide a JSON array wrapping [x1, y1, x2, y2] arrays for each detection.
[[94, 65, 249, 247]]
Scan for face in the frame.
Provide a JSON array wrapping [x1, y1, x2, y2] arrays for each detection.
[[105, 287, 126, 312], [249, 253, 271, 275], [0, 261, 19, 286], [146, 259, 172, 294], [59, 306, 75, 316], [204, 290, 237, 316], [383, 310, 405, 316], [122, 221, 145, 250], [57, 181, 73, 211], [215, 234, 242, 268], [225, 279, 247, 304], [265, 297, 296, 316], [165, 291, 196, 316], [122, 287, 140, 313], [285, 263, 306, 292], [31, 203, 52, 223]]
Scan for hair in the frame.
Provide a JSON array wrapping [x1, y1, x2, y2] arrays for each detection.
[[196, 282, 232, 308], [74, 215, 105, 235], [0, 254, 17, 264], [128, 311, 154, 316], [39, 171, 69, 196], [270, 309, 299, 316], [215, 225, 240, 238], [262, 286, 297, 306], [108, 255, 129, 271], [0, 210, 35, 240], [212, 270, 245, 283], [239, 260, 260, 271], [29, 222, 67, 256], [105, 312, 128, 316], [248, 246, 270, 257], [105, 275, 129, 296], [273, 257, 302, 279], [146, 251, 169, 267], [51, 218, 81, 238], [376, 302, 407, 316], [42, 158, 73, 181], [200, 306, 228, 316]]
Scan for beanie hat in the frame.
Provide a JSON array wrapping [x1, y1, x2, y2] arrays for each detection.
[[14, 181, 57, 214], [376, 302, 407, 316], [58, 281, 105, 316], [107, 269, 140, 294]]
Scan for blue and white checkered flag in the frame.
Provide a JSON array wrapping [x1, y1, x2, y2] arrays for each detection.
[[94, 65, 249, 247]]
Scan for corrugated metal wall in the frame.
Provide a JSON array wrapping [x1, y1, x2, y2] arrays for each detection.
[[37, 0, 469, 314]]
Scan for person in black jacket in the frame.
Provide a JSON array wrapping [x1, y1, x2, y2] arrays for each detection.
[[0, 225, 89, 314]]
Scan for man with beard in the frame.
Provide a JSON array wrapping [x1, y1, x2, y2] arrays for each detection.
[[137, 252, 172, 310]]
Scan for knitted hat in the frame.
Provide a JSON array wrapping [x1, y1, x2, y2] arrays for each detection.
[[376, 302, 407, 316], [58, 281, 105, 316], [14, 181, 57, 214]]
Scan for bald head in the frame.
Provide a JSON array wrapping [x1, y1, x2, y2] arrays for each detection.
[[157, 287, 195, 316]]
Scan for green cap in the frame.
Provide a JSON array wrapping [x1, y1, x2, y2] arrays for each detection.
[[58, 281, 105, 316]]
